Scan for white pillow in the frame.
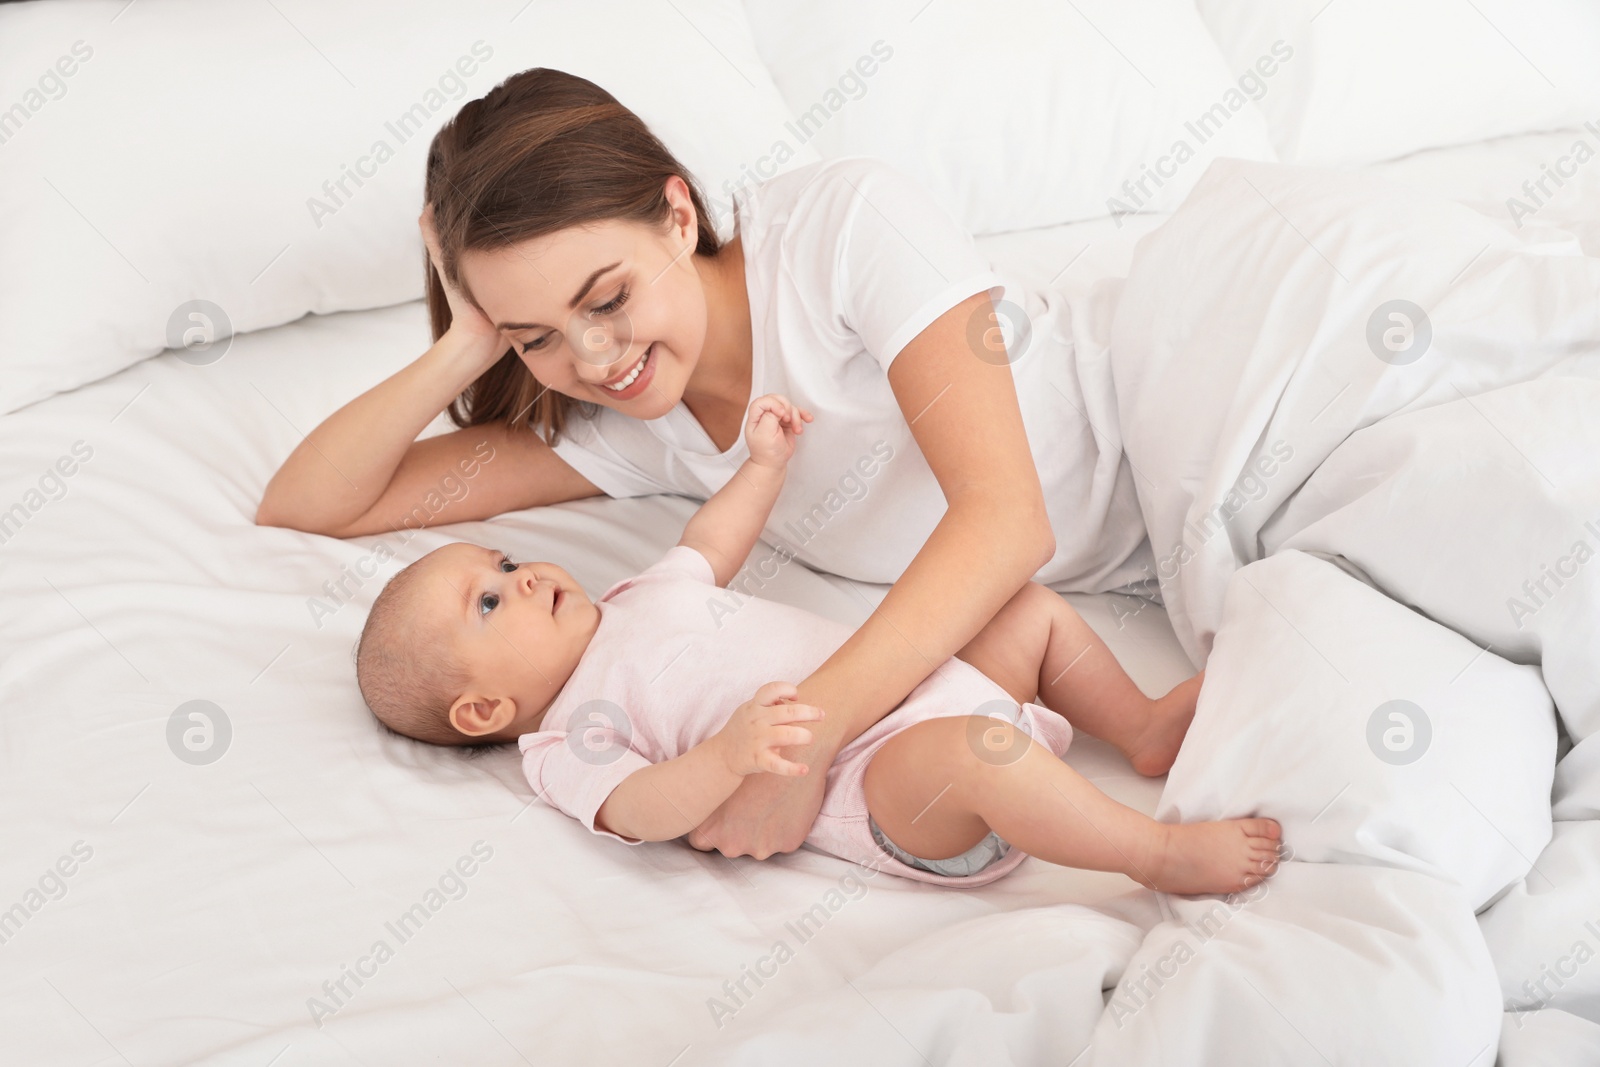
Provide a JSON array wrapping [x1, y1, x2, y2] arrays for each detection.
[[0, 0, 816, 416], [1193, 0, 1600, 167], [742, 0, 1278, 236]]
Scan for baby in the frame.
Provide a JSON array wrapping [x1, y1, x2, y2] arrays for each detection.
[[356, 394, 1281, 893]]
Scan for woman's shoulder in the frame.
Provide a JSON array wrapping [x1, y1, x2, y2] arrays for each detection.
[[740, 154, 1017, 375], [742, 154, 980, 297]]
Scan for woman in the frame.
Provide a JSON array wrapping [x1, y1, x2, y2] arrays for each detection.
[[256, 68, 1152, 860]]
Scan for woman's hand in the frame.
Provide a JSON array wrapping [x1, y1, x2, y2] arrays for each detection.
[[688, 681, 842, 859], [711, 681, 825, 777], [420, 202, 506, 361], [687, 746, 837, 859], [745, 393, 813, 470]]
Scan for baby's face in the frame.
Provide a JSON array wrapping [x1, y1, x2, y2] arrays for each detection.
[[417, 543, 599, 737]]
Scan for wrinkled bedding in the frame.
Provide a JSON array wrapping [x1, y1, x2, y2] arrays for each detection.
[[1097, 158, 1600, 1064], [7, 129, 1600, 1064]]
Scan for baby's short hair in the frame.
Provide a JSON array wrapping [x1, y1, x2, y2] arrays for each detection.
[[355, 554, 476, 746]]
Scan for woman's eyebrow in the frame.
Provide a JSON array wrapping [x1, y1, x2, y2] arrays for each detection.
[[495, 261, 622, 330]]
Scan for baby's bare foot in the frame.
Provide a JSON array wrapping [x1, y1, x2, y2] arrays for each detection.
[[1125, 674, 1201, 777], [1133, 818, 1282, 895]]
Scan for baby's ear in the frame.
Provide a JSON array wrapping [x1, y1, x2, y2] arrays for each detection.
[[449, 694, 516, 737]]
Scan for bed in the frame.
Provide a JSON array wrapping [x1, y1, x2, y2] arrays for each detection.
[[4, 1, 1598, 1064]]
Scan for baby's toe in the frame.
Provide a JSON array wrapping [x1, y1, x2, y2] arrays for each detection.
[[1248, 847, 1279, 876], [1241, 818, 1281, 840]]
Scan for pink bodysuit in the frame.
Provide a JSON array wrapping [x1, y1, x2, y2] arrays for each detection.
[[519, 546, 1073, 887]]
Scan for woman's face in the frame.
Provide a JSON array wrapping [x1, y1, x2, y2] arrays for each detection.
[[457, 176, 709, 420]]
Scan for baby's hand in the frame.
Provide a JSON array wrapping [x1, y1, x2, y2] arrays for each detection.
[[712, 681, 826, 777], [745, 393, 813, 470]]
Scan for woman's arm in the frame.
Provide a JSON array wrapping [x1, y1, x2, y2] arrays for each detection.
[[255, 344, 604, 538], [257, 208, 606, 537], [687, 291, 1056, 858]]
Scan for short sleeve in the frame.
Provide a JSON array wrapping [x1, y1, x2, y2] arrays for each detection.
[[597, 545, 717, 602], [545, 409, 674, 500], [520, 725, 652, 846], [833, 158, 1010, 373], [641, 544, 716, 585]]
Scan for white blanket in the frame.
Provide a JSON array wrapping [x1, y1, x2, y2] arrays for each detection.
[[1097, 158, 1600, 1064], [8, 135, 1599, 1064]]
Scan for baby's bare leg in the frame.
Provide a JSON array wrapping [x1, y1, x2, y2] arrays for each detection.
[[956, 582, 1198, 775], [863, 716, 1280, 894]]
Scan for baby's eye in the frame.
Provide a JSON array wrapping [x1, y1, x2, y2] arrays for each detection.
[[479, 593, 499, 615], [499, 558, 518, 573]]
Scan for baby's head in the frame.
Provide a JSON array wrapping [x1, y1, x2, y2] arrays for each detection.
[[355, 542, 599, 746]]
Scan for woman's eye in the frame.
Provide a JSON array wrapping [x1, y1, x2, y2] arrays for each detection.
[[514, 286, 626, 352], [592, 285, 630, 317], [478, 593, 499, 615]]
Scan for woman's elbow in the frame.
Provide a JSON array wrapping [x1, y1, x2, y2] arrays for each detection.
[[955, 492, 1054, 570], [253, 496, 301, 531], [254, 478, 295, 529], [1013, 500, 1056, 571], [1032, 522, 1056, 570], [252, 499, 283, 529], [253, 497, 335, 536]]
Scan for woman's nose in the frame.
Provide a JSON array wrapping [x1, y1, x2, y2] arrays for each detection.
[[573, 323, 619, 363], [572, 347, 633, 384]]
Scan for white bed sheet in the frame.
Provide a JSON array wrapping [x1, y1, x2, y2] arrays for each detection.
[[1, 126, 1587, 1065]]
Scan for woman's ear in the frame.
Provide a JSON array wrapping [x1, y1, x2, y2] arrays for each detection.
[[661, 174, 697, 244], [449, 693, 518, 738]]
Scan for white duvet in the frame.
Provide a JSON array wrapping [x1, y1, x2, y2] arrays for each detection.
[[1095, 159, 1600, 1064]]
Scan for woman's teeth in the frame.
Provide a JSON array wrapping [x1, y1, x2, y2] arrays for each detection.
[[603, 346, 651, 392]]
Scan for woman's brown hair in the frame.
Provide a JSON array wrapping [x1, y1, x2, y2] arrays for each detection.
[[423, 67, 723, 444]]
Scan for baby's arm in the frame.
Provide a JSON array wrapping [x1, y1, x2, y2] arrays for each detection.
[[594, 743, 743, 843], [679, 394, 812, 588], [595, 682, 825, 843]]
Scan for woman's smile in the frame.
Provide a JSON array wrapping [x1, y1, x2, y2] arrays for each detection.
[[598, 343, 656, 399]]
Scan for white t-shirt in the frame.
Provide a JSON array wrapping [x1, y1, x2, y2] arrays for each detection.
[[546, 155, 1151, 593]]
